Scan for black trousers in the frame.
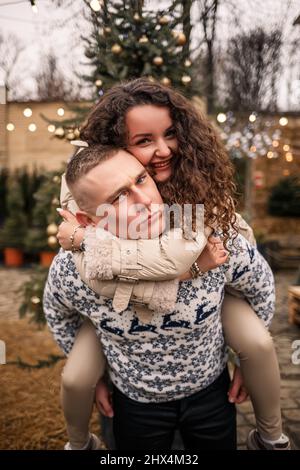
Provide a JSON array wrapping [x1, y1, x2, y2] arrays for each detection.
[[112, 368, 236, 451]]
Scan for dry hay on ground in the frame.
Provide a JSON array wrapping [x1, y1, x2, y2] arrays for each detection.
[[0, 318, 103, 450]]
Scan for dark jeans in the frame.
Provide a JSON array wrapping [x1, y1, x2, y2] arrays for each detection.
[[112, 368, 236, 451]]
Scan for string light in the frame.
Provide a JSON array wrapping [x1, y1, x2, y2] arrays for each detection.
[[249, 113, 256, 123], [217, 113, 227, 123], [47, 125, 55, 133], [23, 107, 32, 117], [279, 117, 288, 126], [30, 1, 38, 14], [267, 151, 274, 159], [6, 123, 15, 131], [283, 144, 290, 151], [57, 108, 65, 116], [90, 0, 101, 12], [272, 140, 279, 147], [285, 152, 293, 162], [28, 123, 37, 132]]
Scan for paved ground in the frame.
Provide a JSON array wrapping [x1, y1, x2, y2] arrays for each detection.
[[0, 267, 299, 449]]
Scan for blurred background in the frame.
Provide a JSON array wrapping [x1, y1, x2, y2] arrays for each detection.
[[0, 0, 299, 450]]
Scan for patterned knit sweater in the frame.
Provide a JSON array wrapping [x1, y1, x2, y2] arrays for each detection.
[[43, 233, 275, 403]]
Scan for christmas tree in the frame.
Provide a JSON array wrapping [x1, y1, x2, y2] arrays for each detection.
[[48, 0, 197, 138], [0, 177, 27, 250], [25, 171, 62, 254]]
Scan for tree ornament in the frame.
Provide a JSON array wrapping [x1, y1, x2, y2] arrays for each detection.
[[181, 75, 191, 85], [158, 15, 169, 25], [47, 223, 58, 236], [54, 127, 65, 138], [161, 77, 171, 86], [52, 197, 60, 206], [172, 31, 186, 46], [66, 132, 75, 141], [95, 79, 103, 87], [31, 296, 41, 306], [48, 235, 58, 248], [139, 35, 149, 44], [111, 44, 122, 54], [153, 56, 163, 66], [133, 13, 142, 22]]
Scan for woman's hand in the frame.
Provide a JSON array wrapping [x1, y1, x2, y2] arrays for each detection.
[[56, 208, 85, 251], [196, 235, 229, 273], [95, 378, 114, 418], [228, 365, 248, 404]]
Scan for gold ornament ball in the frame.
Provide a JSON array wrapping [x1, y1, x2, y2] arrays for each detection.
[[55, 127, 65, 138], [176, 32, 186, 46], [161, 77, 171, 86], [181, 75, 192, 85], [48, 235, 58, 248], [95, 79, 103, 87], [52, 175, 61, 184], [47, 223, 58, 236], [153, 56, 163, 66], [159, 15, 169, 25], [133, 13, 141, 21], [31, 296, 41, 305], [66, 132, 75, 141], [139, 35, 149, 44], [52, 197, 60, 206], [184, 59, 192, 67], [111, 44, 122, 54]]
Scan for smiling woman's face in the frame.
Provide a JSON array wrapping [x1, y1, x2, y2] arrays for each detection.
[[125, 105, 178, 183]]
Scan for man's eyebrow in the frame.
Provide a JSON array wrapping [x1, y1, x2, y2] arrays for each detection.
[[106, 169, 147, 202], [132, 125, 174, 139]]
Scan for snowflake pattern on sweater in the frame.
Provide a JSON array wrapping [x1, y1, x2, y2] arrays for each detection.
[[43, 233, 275, 403]]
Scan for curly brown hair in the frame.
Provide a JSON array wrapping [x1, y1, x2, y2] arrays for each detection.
[[80, 78, 237, 244]]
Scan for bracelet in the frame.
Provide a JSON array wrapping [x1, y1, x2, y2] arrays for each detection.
[[70, 225, 83, 252], [189, 261, 204, 279]]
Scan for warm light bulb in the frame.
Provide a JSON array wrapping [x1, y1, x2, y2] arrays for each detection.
[[217, 113, 226, 123], [6, 123, 15, 131], [28, 123, 37, 132], [23, 107, 32, 117], [90, 0, 101, 11], [279, 117, 288, 126], [249, 114, 256, 123], [267, 151, 274, 159], [283, 144, 290, 152], [57, 108, 65, 116], [48, 125, 55, 133], [285, 152, 293, 162]]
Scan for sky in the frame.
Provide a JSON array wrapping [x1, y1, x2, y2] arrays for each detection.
[[0, 0, 300, 109]]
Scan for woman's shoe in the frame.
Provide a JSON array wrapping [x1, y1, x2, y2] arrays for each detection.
[[64, 433, 102, 450], [246, 429, 291, 450]]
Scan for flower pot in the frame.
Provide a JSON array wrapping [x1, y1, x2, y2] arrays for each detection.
[[4, 247, 24, 267], [39, 251, 56, 267]]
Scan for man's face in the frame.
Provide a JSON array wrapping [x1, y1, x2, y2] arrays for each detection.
[[77, 150, 165, 239]]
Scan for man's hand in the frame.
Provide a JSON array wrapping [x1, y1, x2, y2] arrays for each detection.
[[95, 378, 114, 418], [228, 365, 248, 404], [56, 208, 85, 250]]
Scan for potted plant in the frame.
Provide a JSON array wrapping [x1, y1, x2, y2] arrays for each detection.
[[0, 178, 27, 267]]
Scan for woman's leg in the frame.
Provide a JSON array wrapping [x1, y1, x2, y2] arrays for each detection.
[[61, 318, 106, 449], [222, 294, 282, 441]]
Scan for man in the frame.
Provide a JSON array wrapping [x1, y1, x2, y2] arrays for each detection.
[[44, 144, 275, 450]]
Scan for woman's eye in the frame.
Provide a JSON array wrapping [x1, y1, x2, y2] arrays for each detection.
[[166, 129, 176, 138], [136, 138, 151, 145]]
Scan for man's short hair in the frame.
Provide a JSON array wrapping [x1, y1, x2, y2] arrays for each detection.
[[65, 144, 119, 212], [65, 144, 119, 188]]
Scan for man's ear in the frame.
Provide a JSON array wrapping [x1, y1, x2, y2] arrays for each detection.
[[75, 211, 95, 227]]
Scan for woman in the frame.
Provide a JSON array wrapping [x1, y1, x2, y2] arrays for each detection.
[[55, 78, 289, 450]]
